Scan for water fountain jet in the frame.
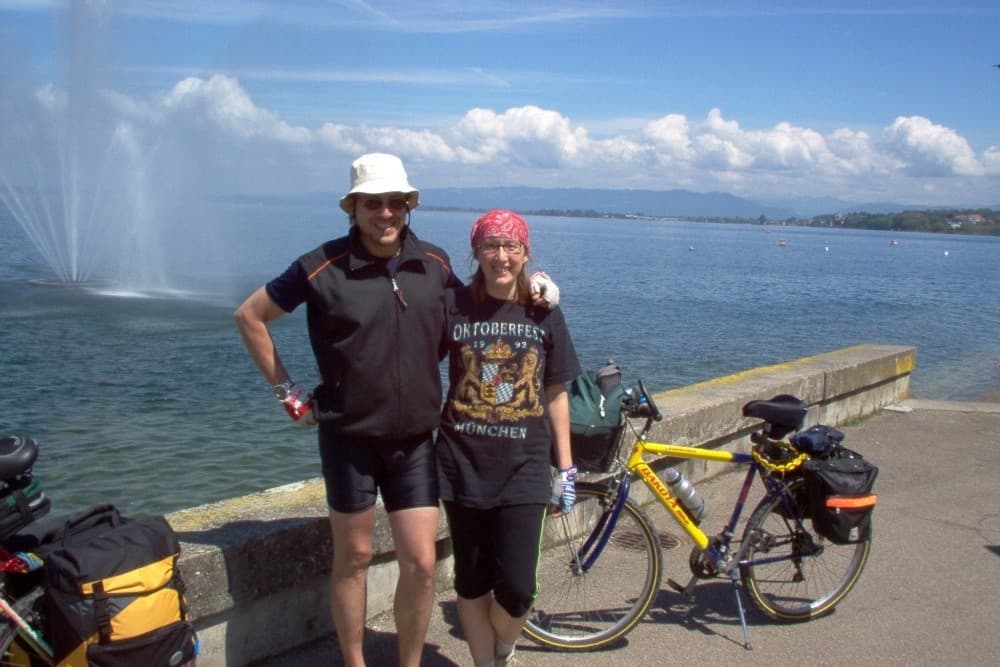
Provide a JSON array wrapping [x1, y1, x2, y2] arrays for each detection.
[[0, 3, 167, 292]]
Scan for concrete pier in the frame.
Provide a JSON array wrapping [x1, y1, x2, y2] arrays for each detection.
[[167, 343, 916, 666]]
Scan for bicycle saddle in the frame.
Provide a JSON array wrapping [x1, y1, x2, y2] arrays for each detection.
[[0, 436, 40, 481], [742, 395, 808, 439]]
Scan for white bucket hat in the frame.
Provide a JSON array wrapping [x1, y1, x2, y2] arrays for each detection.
[[339, 153, 420, 214]]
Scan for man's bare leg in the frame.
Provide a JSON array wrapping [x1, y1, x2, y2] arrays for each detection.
[[388, 506, 440, 667], [329, 508, 376, 667]]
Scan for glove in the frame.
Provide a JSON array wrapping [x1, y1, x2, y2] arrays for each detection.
[[529, 271, 560, 308], [280, 382, 317, 427], [550, 465, 577, 513]]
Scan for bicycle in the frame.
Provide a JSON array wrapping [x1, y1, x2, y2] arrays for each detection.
[[0, 435, 55, 666], [524, 380, 875, 651]]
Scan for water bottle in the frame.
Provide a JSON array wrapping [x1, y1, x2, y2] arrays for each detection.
[[663, 467, 707, 524]]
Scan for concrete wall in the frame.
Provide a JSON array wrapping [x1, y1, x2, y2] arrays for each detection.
[[167, 343, 916, 666]]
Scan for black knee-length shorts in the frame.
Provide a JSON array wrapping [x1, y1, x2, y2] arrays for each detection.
[[318, 426, 439, 513], [444, 502, 547, 618]]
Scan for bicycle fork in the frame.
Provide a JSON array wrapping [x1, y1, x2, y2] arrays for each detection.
[[559, 475, 635, 575]]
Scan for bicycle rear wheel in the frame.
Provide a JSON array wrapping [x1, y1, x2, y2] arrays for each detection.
[[523, 481, 662, 650], [740, 476, 871, 621]]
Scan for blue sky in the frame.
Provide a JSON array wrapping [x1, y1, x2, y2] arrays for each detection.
[[1, 0, 998, 207]]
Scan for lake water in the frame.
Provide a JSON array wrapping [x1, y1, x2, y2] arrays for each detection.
[[1, 203, 998, 517]]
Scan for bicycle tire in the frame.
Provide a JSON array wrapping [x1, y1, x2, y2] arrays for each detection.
[[523, 481, 662, 650], [740, 476, 871, 621]]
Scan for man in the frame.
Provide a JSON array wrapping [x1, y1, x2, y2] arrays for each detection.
[[234, 154, 557, 666]]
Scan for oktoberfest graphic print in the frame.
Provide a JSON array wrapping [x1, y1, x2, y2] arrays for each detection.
[[449, 329, 546, 429]]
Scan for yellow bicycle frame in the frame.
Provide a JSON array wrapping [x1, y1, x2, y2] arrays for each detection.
[[626, 437, 753, 550]]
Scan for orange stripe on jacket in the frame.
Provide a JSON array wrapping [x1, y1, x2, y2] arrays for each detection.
[[306, 250, 349, 282], [307, 249, 452, 282]]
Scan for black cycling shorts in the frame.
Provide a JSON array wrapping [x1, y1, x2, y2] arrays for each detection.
[[444, 502, 547, 618], [318, 426, 439, 513]]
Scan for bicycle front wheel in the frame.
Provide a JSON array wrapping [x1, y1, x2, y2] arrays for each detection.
[[740, 476, 871, 621], [523, 481, 662, 651]]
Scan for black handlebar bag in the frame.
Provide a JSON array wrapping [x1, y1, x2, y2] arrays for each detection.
[[41, 504, 198, 667]]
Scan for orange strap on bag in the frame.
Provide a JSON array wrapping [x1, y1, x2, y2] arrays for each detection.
[[825, 494, 878, 510]]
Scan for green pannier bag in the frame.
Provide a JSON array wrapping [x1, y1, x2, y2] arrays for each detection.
[[568, 360, 626, 473]]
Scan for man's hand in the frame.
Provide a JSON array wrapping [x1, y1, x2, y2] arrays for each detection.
[[279, 382, 317, 427], [530, 271, 560, 309]]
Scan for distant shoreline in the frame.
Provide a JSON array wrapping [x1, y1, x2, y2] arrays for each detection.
[[421, 205, 1000, 237]]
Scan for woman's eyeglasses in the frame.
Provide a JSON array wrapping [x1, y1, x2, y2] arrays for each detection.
[[478, 240, 525, 256], [360, 196, 409, 212]]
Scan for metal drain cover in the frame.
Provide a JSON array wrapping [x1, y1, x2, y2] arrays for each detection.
[[610, 529, 682, 551]]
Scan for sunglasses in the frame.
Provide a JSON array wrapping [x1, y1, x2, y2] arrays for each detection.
[[359, 196, 409, 212]]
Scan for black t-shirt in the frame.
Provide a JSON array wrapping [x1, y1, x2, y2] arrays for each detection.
[[437, 287, 581, 508]]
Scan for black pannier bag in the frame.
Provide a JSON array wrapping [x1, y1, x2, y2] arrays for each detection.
[[568, 360, 626, 473], [40, 504, 198, 667], [802, 451, 879, 544]]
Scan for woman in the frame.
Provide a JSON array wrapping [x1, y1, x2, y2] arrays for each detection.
[[436, 209, 581, 666]]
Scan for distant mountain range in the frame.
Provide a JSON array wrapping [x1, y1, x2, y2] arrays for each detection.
[[423, 186, 792, 218], [420, 187, 981, 219], [221, 187, 995, 220]]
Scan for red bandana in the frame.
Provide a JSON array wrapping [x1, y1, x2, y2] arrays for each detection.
[[470, 209, 530, 251]]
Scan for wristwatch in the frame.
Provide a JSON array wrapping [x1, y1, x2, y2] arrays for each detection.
[[272, 380, 295, 401]]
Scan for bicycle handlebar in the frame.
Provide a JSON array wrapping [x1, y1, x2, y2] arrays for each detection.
[[636, 379, 663, 422]]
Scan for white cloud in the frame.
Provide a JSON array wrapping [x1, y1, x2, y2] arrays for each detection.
[[883, 116, 984, 177], [362, 126, 455, 161], [450, 106, 590, 168], [983, 146, 1000, 175], [315, 122, 365, 155], [643, 114, 693, 166], [161, 75, 311, 145], [826, 128, 894, 175], [692, 109, 755, 171], [4, 73, 998, 205]]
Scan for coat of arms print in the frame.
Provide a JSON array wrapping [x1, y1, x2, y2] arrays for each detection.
[[451, 338, 545, 423]]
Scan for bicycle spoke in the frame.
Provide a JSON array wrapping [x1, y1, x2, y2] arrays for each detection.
[[741, 477, 871, 620], [524, 484, 662, 650]]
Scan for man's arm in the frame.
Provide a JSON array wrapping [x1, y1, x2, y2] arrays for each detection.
[[234, 286, 292, 386]]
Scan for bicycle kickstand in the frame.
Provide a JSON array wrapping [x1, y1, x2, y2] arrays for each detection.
[[729, 570, 753, 650], [666, 575, 698, 600]]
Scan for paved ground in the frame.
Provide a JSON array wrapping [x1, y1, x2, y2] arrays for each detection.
[[257, 400, 1000, 666]]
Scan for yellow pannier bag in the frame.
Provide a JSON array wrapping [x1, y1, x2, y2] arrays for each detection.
[[41, 505, 198, 666]]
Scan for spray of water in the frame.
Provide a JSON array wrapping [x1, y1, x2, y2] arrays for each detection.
[[0, 3, 166, 289]]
